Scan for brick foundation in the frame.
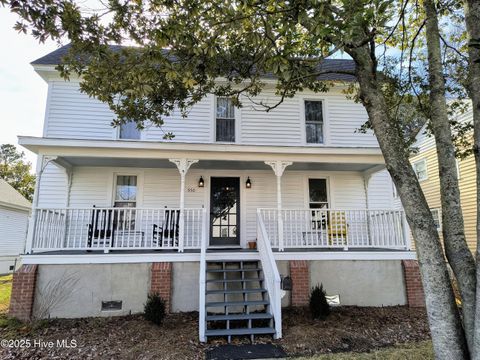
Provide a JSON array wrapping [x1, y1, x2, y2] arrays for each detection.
[[150, 262, 172, 311], [9, 264, 38, 321], [402, 260, 425, 308], [290, 260, 310, 306]]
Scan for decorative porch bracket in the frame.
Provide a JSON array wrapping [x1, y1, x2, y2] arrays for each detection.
[[169, 158, 199, 252], [265, 161, 292, 251]]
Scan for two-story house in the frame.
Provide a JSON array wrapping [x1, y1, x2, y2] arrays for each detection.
[[9, 45, 419, 342]]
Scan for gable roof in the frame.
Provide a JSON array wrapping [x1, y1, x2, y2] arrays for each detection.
[[0, 179, 31, 211], [32, 44, 356, 82]]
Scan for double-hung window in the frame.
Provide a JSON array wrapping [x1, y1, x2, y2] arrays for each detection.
[[216, 97, 235, 142], [431, 208, 441, 230], [413, 159, 428, 181], [114, 175, 137, 230], [119, 121, 141, 140], [305, 100, 324, 144]]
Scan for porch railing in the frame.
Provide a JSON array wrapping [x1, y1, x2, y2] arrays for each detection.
[[259, 208, 409, 251], [30, 207, 204, 253]]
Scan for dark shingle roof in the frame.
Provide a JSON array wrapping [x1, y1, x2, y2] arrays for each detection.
[[32, 44, 356, 81]]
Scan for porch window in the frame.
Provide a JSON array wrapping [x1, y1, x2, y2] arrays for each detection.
[[114, 175, 137, 208], [413, 159, 428, 181], [309, 179, 329, 208], [216, 97, 235, 142], [305, 100, 324, 144], [119, 121, 141, 140]]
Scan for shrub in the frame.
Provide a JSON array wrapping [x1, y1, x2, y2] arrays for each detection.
[[144, 293, 166, 325], [309, 284, 330, 320]]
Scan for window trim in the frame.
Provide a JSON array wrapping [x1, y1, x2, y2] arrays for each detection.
[[413, 158, 428, 182], [300, 97, 328, 146], [214, 96, 239, 143]]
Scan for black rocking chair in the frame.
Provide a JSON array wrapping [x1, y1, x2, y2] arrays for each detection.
[[87, 206, 117, 248], [153, 209, 180, 247]]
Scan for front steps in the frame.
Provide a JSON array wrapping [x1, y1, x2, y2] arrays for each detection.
[[204, 260, 275, 343]]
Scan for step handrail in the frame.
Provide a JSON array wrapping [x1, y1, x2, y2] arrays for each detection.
[[198, 208, 208, 342], [256, 209, 282, 339]]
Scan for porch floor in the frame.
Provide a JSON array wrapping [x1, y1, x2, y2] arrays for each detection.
[[27, 247, 406, 256]]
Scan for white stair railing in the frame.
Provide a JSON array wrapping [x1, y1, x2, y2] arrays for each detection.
[[198, 208, 208, 342], [256, 209, 282, 339]]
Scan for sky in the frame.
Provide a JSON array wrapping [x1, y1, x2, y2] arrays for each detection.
[[0, 10, 58, 166]]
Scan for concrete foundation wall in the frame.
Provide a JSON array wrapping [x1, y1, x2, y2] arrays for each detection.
[[32, 260, 406, 318], [310, 260, 407, 306], [33, 263, 150, 318]]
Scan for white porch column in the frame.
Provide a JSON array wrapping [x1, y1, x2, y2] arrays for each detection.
[[169, 158, 199, 252], [265, 161, 292, 251]]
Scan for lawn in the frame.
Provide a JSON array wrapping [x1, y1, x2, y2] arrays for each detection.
[[0, 274, 12, 314]]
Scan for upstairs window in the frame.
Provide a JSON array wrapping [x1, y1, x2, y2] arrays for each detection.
[[119, 121, 141, 140], [413, 159, 428, 181], [216, 97, 235, 142], [305, 100, 324, 144], [114, 175, 137, 208]]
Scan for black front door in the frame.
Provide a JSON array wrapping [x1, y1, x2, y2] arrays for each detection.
[[210, 177, 240, 246]]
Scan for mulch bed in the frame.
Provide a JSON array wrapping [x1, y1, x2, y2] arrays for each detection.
[[0, 306, 430, 359]]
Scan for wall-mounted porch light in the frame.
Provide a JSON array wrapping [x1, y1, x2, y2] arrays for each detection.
[[198, 176, 205, 188], [245, 177, 252, 189]]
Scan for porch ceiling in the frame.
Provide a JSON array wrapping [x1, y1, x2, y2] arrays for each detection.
[[57, 156, 382, 172]]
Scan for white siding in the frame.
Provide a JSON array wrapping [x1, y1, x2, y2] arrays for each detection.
[[37, 164, 68, 207], [45, 81, 114, 139], [42, 80, 379, 147], [0, 206, 29, 256], [367, 170, 395, 210]]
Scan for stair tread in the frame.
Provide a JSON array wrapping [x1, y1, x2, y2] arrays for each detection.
[[206, 288, 267, 295], [206, 278, 264, 283], [206, 268, 262, 273], [206, 300, 269, 307], [206, 313, 273, 321], [205, 327, 275, 336]]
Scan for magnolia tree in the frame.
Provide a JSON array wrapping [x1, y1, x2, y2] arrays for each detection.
[[2, 0, 480, 357]]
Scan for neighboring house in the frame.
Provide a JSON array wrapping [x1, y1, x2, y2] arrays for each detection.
[[10, 45, 422, 341], [0, 179, 31, 274], [410, 105, 476, 251]]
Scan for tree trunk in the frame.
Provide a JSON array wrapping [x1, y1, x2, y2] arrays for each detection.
[[423, 0, 477, 352], [464, 1, 480, 358], [347, 44, 469, 359]]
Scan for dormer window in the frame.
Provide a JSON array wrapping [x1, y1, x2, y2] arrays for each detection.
[[216, 97, 235, 142], [305, 100, 324, 144], [119, 121, 141, 140]]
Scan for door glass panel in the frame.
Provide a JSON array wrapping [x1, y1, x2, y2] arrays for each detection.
[[210, 177, 240, 245]]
